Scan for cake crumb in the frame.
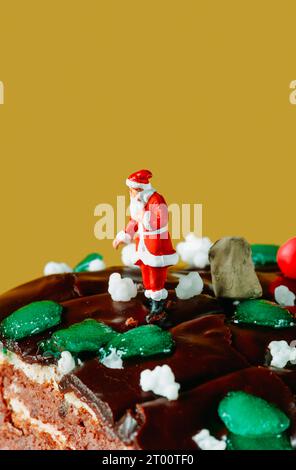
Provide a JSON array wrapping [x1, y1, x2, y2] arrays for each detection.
[[125, 317, 138, 328]]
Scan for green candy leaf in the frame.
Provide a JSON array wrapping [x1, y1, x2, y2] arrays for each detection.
[[40, 319, 118, 356], [251, 244, 279, 267], [234, 299, 294, 328], [74, 253, 103, 273], [226, 432, 293, 450], [218, 391, 290, 437], [100, 324, 174, 360], [0, 301, 63, 340]]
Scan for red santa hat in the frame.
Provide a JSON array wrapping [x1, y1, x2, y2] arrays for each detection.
[[126, 169, 153, 190]]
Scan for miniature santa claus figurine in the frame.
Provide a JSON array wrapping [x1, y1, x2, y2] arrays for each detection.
[[113, 169, 178, 322]]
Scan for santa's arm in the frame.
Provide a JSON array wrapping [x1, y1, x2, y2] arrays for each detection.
[[115, 218, 138, 244], [142, 200, 168, 232]]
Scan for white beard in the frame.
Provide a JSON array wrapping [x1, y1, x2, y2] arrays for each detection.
[[130, 195, 145, 222], [129, 188, 156, 223]]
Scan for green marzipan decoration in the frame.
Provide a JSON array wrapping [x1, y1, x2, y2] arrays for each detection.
[[74, 253, 103, 273], [0, 301, 63, 341], [234, 299, 294, 328], [40, 319, 118, 356], [41, 320, 175, 361], [251, 244, 279, 267], [100, 324, 175, 360], [218, 391, 290, 437], [226, 432, 293, 450]]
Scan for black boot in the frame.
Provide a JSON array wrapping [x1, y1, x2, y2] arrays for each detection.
[[145, 300, 167, 325]]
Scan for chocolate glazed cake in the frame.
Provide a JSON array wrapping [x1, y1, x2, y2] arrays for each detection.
[[0, 249, 296, 450]]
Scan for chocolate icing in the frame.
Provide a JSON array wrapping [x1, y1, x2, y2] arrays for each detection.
[[1, 265, 296, 449], [60, 314, 248, 423], [133, 367, 296, 449]]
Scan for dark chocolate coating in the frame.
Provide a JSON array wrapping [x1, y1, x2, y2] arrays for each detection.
[[1, 266, 296, 449]]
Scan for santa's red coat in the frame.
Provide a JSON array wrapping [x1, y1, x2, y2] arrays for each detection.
[[125, 192, 178, 268]]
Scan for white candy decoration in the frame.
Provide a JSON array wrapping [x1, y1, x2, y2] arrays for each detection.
[[57, 351, 76, 376], [192, 429, 226, 450], [101, 348, 123, 369], [274, 285, 296, 307], [121, 243, 139, 268], [140, 365, 180, 401], [88, 258, 106, 272], [44, 262, 73, 276], [176, 234, 212, 269], [268, 340, 296, 368], [108, 273, 137, 302], [175, 272, 204, 300]]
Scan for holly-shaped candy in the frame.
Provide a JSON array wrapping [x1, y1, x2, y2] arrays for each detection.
[[277, 238, 296, 279]]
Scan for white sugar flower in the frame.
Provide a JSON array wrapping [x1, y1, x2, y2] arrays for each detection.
[[268, 340, 296, 369], [44, 262, 72, 276], [88, 258, 106, 271], [175, 272, 204, 300], [140, 365, 180, 401], [176, 234, 212, 269], [274, 285, 295, 307], [57, 351, 76, 376], [192, 429, 226, 450], [121, 243, 139, 268], [101, 348, 123, 369], [108, 273, 137, 302]]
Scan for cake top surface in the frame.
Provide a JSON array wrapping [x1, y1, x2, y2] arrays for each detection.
[[1, 255, 296, 450]]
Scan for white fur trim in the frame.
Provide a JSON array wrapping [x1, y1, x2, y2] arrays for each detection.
[[142, 225, 168, 236], [142, 189, 155, 203], [134, 224, 179, 267], [116, 230, 132, 244], [126, 179, 152, 190], [142, 211, 153, 231], [144, 289, 152, 299], [134, 250, 179, 268], [150, 288, 168, 301]]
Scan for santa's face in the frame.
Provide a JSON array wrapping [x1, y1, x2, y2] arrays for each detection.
[[129, 187, 143, 199]]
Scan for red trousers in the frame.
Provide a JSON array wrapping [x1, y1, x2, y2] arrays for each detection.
[[139, 262, 168, 292]]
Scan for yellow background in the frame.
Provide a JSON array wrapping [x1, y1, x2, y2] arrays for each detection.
[[0, 1, 295, 293]]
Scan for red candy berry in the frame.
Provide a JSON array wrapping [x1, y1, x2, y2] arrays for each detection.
[[277, 237, 296, 279]]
